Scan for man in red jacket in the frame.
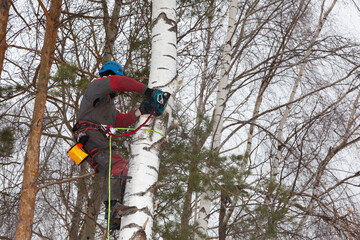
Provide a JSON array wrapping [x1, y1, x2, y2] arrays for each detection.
[[74, 61, 160, 230]]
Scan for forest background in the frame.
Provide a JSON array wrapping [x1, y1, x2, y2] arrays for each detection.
[[1, 0, 360, 239]]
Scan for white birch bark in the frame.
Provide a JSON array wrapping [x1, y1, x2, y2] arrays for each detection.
[[290, 3, 338, 233], [118, 0, 177, 239], [271, 0, 337, 183], [195, 1, 237, 238]]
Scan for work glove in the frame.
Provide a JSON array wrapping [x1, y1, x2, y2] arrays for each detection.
[[144, 87, 156, 99], [139, 99, 153, 115]]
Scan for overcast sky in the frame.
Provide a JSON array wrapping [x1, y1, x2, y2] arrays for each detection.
[[334, 1, 360, 38]]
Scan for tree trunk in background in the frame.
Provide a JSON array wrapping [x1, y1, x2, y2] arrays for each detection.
[[78, 1, 122, 238], [179, 0, 215, 235], [69, 165, 87, 240], [271, 0, 337, 182], [0, 0, 11, 77], [79, 174, 103, 240], [102, 0, 122, 61], [14, 0, 62, 239], [218, 188, 228, 240], [288, 0, 338, 236], [195, 0, 237, 239], [119, 0, 178, 239], [224, 0, 305, 233]]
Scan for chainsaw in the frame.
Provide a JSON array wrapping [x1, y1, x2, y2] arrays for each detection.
[[150, 90, 171, 116]]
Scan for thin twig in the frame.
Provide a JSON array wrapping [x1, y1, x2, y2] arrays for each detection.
[[37, 172, 95, 191]]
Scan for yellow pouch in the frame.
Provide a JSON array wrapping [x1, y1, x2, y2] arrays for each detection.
[[68, 143, 88, 165]]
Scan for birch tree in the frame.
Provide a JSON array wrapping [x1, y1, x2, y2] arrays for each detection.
[[212, 1, 313, 238], [119, 0, 178, 239], [271, 0, 338, 182], [14, 0, 62, 239], [195, 0, 237, 238], [155, 0, 360, 238]]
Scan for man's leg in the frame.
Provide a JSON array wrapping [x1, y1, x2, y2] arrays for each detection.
[[101, 153, 137, 230], [102, 153, 127, 202]]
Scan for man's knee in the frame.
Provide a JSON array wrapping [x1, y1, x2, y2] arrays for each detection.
[[111, 153, 128, 176]]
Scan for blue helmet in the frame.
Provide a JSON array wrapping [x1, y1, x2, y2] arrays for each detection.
[[99, 61, 124, 77]]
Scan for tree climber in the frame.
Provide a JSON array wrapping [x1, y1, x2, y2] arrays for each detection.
[[72, 61, 166, 230]]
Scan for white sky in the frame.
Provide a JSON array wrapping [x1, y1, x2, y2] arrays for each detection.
[[333, 0, 360, 38]]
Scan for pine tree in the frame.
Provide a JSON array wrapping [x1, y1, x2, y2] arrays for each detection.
[[0, 127, 15, 158], [0, 0, 11, 77], [14, 0, 63, 239]]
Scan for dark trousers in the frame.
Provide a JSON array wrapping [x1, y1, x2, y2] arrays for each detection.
[[91, 151, 128, 202]]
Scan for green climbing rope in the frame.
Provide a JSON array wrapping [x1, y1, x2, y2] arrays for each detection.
[[115, 127, 164, 136], [107, 135, 113, 239]]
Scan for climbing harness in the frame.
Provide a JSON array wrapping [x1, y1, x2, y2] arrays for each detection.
[[67, 110, 162, 166]]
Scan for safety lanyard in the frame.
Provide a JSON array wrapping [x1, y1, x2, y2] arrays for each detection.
[[107, 108, 156, 138]]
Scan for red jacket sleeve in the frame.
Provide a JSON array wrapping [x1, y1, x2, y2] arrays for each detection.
[[114, 110, 138, 128], [109, 75, 146, 93]]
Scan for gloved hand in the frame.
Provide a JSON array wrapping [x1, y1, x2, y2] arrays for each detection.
[[139, 99, 153, 115], [144, 87, 156, 99]]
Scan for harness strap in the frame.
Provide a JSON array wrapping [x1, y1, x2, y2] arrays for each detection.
[[73, 106, 156, 140], [88, 146, 117, 158], [73, 121, 109, 139], [86, 146, 119, 172]]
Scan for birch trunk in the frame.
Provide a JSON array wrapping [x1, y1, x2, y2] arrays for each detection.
[[0, 0, 11, 77], [246, 0, 307, 174], [288, 4, 338, 235], [221, 1, 305, 232], [195, 1, 237, 239], [271, 0, 337, 182], [14, 0, 62, 239], [119, 0, 177, 239]]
